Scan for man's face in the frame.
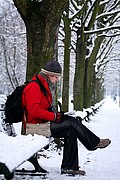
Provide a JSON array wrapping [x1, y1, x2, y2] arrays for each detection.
[[48, 75, 59, 84]]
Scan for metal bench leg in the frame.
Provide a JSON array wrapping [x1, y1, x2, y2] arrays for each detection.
[[28, 154, 48, 173]]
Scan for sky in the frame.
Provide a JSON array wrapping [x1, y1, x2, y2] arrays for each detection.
[[0, 95, 120, 180]]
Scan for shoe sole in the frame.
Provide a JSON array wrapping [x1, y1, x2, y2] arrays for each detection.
[[61, 170, 86, 176]]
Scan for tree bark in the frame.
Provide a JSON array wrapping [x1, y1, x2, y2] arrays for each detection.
[[13, 0, 68, 80], [62, 3, 71, 112], [84, 35, 104, 107], [73, 26, 86, 110]]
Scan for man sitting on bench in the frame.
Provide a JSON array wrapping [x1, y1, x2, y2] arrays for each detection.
[[22, 60, 111, 176]]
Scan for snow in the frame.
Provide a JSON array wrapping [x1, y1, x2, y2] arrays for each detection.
[[0, 133, 49, 172], [84, 25, 120, 34], [38, 97, 120, 180], [0, 96, 120, 179]]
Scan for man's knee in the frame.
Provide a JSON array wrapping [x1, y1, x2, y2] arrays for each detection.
[[66, 127, 77, 138]]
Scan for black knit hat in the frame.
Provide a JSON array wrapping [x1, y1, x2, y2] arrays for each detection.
[[41, 60, 62, 76]]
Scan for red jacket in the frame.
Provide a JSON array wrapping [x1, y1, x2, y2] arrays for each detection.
[[22, 74, 55, 124]]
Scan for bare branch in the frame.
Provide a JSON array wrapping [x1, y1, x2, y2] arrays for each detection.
[[96, 9, 120, 20], [84, 25, 120, 34]]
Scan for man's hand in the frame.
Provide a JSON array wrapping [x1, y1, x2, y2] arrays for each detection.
[[55, 112, 64, 122]]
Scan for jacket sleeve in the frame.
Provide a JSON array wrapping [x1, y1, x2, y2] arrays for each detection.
[[23, 82, 55, 122]]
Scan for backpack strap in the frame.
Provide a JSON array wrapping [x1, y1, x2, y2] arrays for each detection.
[[35, 74, 51, 106], [35, 74, 47, 96]]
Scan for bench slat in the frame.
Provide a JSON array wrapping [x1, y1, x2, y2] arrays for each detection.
[[0, 132, 49, 175]]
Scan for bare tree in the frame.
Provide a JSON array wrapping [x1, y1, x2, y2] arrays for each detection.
[[0, 0, 26, 93], [73, 0, 120, 109]]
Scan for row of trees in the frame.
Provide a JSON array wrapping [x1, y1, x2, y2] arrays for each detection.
[[0, 0, 120, 111], [60, 0, 120, 110]]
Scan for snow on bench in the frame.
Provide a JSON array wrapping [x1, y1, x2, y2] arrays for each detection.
[[74, 111, 88, 120], [0, 132, 50, 179], [69, 100, 104, 122]]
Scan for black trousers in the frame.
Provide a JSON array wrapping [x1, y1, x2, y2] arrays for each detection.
[[50, 116, 100, 170]]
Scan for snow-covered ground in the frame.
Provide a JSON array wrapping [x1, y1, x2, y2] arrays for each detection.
[[0, 96, 120, 179], [37, 96, 120, 180]]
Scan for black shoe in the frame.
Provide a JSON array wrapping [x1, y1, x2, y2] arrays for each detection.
[[61, 168, 86, 176], [35, 166, 48, 173]]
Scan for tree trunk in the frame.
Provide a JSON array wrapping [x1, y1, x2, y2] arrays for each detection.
[[13, 0, 68, 80], [83, 1, 105, 108], [73, 27, 86, 110], [95, 77, 104, 103], [62, 3, 71, 112]]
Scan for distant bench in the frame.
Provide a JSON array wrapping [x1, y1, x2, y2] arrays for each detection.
[[70, 100, 104, 122], [83, 100, 104, 121]]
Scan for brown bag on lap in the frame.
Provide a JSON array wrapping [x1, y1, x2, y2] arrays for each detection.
[[26, 122, 51, 137]]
